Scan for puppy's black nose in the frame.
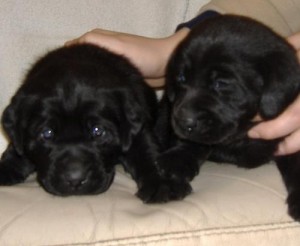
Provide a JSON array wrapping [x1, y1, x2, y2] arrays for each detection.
[[174, 108, 198, 132], [184, 118, 197, 129], [175, 118, 198, 132], [179, 117, 198, 132], [64, 164, 89, 188]]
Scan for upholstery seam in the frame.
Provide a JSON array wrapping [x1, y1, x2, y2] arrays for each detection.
[[267, 0, 292, 33], [48, 221, 300, 246], [182, 0, 190, 22]]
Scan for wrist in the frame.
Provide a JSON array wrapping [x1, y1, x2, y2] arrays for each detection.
[[159, 28, 190, 76]]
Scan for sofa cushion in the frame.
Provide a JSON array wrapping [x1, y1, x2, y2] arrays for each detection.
[[0, 0, 300, 245], [0, 163, 299, 245]]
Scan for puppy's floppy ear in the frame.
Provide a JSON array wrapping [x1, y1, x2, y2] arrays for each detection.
[[258, 52, 300, 119], [121, 95, 144, 152], [1, 94, 34, 155], [2, 101, 24, 155], [166, 77, 176, 103], [165, 52, 180, 103], [165, 44, 189, 103]]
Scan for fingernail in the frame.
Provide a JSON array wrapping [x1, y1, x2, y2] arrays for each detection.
[[274, 149, 282, 156], [248, 130, 260, 138], [274, 144, 285, 156]]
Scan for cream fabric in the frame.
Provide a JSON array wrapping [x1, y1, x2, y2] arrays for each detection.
[[0, 0, 300, 245], [0, 163, 299, 246], [200, 0, 300, 36]]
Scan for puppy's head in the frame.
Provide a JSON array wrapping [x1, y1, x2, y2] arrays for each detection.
[[2, 44, 151, 195], [167, 15, 300, 144]]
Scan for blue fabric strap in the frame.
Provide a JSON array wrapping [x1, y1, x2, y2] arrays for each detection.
[[176, 10, 220, 31]]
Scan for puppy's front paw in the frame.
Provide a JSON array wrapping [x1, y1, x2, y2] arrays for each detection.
[[156, 152, 199, 182], [287, 190, 300, 221], [0, 145, 34, 185], [136, 177, 192, 204], [0, 164, 26, 185]]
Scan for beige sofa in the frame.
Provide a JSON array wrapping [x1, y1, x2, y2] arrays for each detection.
[[1, 0, 300, 245]]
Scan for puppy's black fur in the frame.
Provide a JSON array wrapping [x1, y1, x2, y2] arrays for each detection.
[[0, 44, 190, 202], [156, 15, 300, 220]]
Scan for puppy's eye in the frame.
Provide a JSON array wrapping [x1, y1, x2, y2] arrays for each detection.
[[213, 79, 230, 90], [91, 126, 106, 138], [176, 71, 186, 84], [40, 128, 54, 141]]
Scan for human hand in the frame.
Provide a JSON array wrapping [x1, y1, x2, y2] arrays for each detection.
[[248, 94, 300, 155], [65, 28, 189, 87], [248, 32, 300, 155], [288, 32, 300, 62]]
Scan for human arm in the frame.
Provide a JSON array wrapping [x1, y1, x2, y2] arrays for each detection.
[[65, 28, 190, 88], [65, 11, 220, 87]]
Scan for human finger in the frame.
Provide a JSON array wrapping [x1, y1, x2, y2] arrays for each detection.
[[65, 29, 115, 46], [275, 128, 300, 155], [248, 95, 300, 139], [287, 33, 300, 50]]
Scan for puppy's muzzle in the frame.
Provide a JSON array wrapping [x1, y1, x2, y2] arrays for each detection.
[[172, 106, 218, 142], [173, 107, 208, 133], [175, 117, 198, 133], [63, 161, 91, 189], [172, 107, 195, 131], [39, 153, 115, 196]]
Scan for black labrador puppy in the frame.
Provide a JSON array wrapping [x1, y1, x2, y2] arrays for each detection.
[[156, 15, 300, 221], [0, 44, 190, 202]]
